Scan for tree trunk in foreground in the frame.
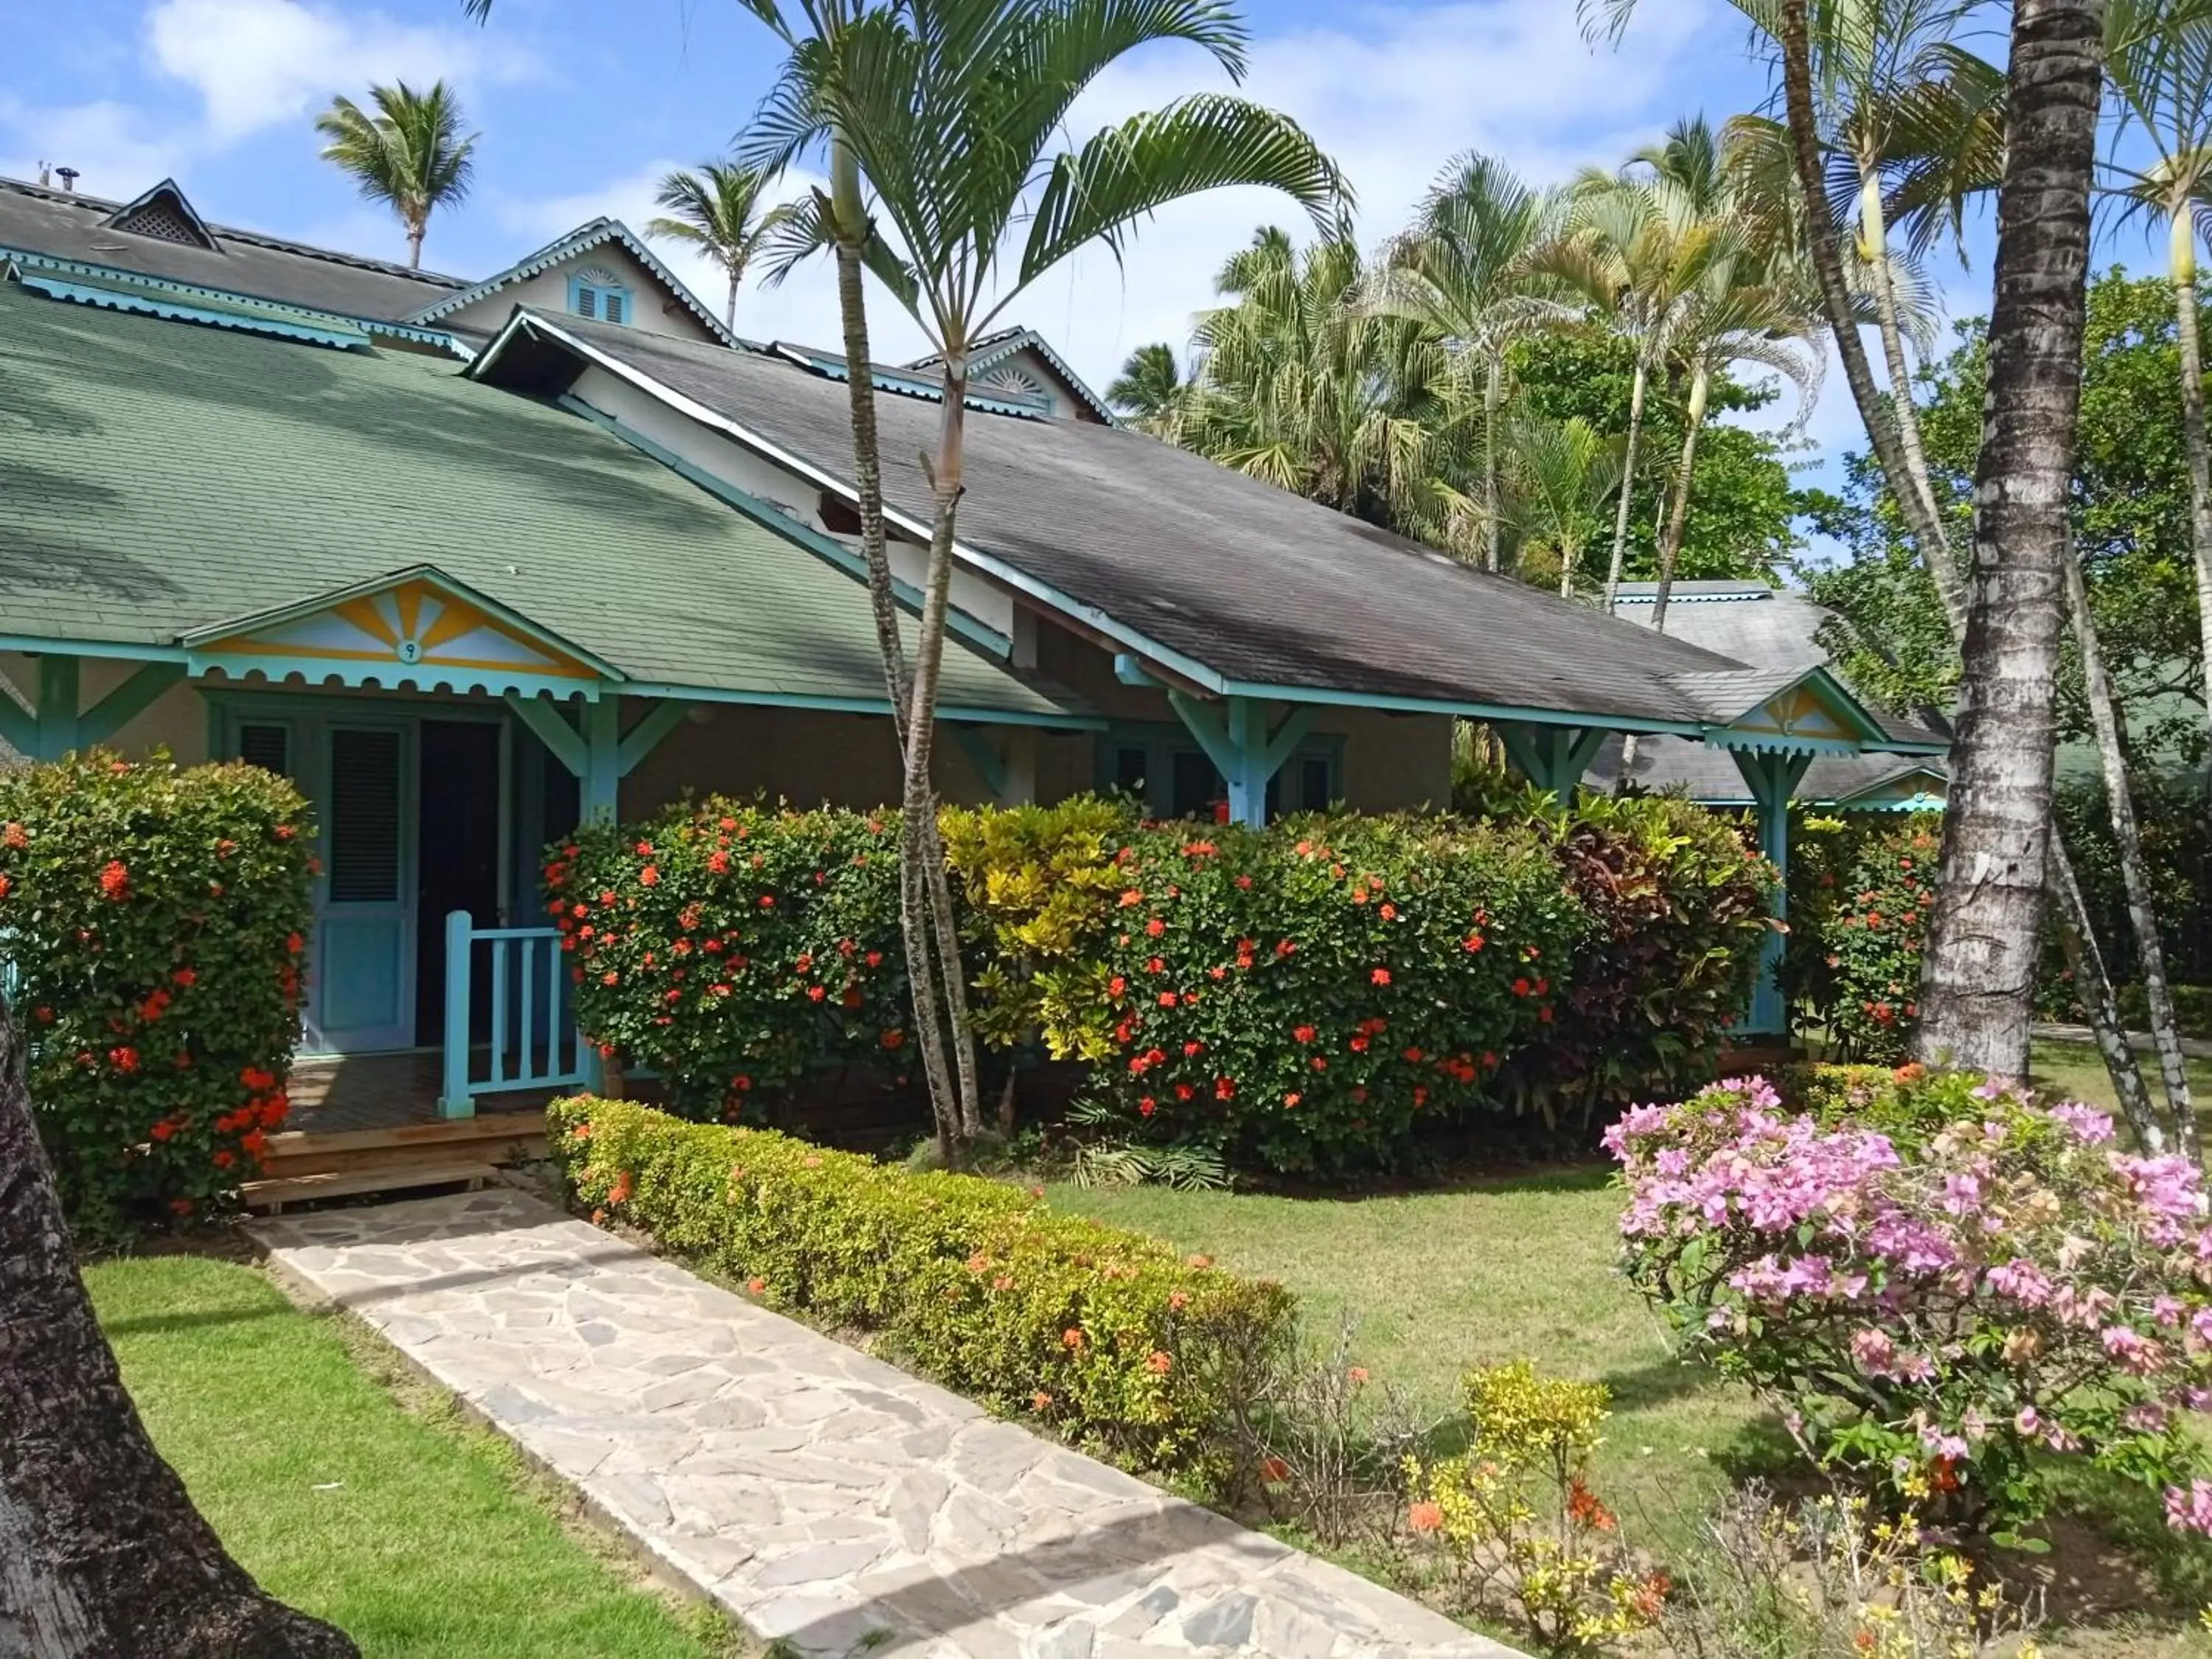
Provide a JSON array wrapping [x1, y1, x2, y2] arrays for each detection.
[[1601, 358, 1649, 614], [0, 996, 358, 1659], [2168, 214, 2212, 768], [1914, 0, 2104, 1082], [2065, 549, 2196, 1155]]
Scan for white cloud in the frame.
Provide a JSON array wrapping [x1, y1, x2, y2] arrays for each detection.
[[146, 0, 535, 142], [493, 159, 931, 355], [0, 97, 189, 194]]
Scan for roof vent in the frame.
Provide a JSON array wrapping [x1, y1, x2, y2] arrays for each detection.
[[55, 167, 79, 194], [101, 179, 220, 252]]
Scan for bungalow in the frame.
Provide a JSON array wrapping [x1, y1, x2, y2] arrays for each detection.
[[0, 173, 1941, 1140]]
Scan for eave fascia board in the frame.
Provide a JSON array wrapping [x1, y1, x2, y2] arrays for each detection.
[[473, 310, 1236, 697], [617, 678, 1105, 730], [0, 635, 189, 662], [1213, 677, 1709, 737]]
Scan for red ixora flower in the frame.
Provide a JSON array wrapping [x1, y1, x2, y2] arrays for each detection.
[[1409, 1500, 1444, 1535], [1371, 967, 1391, 986], [98, 860, 129, 901]]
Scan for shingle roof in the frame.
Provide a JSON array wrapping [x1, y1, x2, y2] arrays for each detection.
[[0, 284, 1077, 723], [0, 175, 462, 326], [485, 312, 1767, 730]]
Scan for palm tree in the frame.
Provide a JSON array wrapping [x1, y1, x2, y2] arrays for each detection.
[[314, 80, 477, 269], [645, 162, 791, 330], [737, 0, 1345, 1156], [1367, 154, 1569, 572], [1107, 342, 1191, 434], [1176, 230, 1470, 543], [1497, 413, 1626, 596], [0, 997, 359, 1656]]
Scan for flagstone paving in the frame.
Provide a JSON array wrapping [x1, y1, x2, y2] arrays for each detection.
[[251, 1189, 1519, 1659]]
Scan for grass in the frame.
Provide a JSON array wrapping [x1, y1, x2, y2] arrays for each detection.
[[1048, 1037, 2212, 1655], [86, 1254, 745, 1659]]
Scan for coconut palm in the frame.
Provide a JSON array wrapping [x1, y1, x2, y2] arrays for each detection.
[[1366, 154, 1571, 571], [314, 80, 477, 269], [645, 162, 792, 330], [1107, 342, 1192, 435], [737, 0, 1346, 1155], [1498, 413, 1626, 597]]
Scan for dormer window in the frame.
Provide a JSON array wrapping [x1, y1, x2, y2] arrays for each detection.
[[569, 265, 630, 325]]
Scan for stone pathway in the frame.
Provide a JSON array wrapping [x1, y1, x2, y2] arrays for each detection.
[[252, 1190, 1517, 1659]]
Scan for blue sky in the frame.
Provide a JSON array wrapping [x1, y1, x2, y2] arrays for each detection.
[[1, 0, 2104, 539]]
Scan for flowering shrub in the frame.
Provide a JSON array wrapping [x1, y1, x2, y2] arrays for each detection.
[[1792, 815, 1940, 1062], [0, 751, 313, 1234], [560, 796, 1773, 1174], [1499, 792, 1773, 1119], [1405, 1360, 1665, 1655], [546, 801, 911, 1119], [550, 1095, 1295, 1473], [1608, 1071, 2212, 1534]]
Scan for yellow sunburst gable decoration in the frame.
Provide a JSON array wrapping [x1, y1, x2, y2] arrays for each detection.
[[183, 566, 619, 697], [1730, 681, 1855, 743]]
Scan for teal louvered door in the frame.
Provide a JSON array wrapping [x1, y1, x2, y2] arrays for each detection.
[[312, 721, 417, 1051]]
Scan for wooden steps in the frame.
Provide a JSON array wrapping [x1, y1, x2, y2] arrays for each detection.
[[243, 1110, 549, 1212], [242, 1159, 501, 1214]]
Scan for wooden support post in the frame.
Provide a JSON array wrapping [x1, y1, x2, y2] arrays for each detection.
[[32, 655, 80, 761], [437, 909, 476, 1119], [1731, 748, 1815, 1035], [1166, 692, 1312, 829], [581, 698, 620, 824]]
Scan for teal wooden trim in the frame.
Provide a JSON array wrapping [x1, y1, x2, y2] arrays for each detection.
[[566, 270, 633, 326], [192, 654, 609, 703], [13, 269, 374, 349], [1223, 697, 1265, 827], [408, 218, 737, 347], [0, 692, 31, 755], [582, 698, 620, 821], [1730, 748, 1816, 1035], [33, 655, 80, 760], [503, 695, 588, 777], [1257, 705, 1315, 776], [1114, 653, 1161, 687], [1498, 722, 1607, 797], [1165, 691, 1237, 780], [77, 662, 186, 746], [1496, 723, 1544, 786], [616, 698, 692, 776], [438, 909, 477, 1119], [553, 394, 1015, 660], [767, 344, 1052, 420], [1218, 676, 1708, 739], [1705, 731, 1870, 757], [950, 726, 1010, 799], [611, 678, 1102, 729], [0, 634, 187, 661]]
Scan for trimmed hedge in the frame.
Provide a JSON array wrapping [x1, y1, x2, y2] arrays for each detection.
[[549, 1096, 1295, 1472], [557, 793, 1774, 1174], [0, 751, 314, 1234]]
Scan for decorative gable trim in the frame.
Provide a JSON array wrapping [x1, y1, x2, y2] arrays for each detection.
[[181, 566, 622, 699], [1703, 665, 1899, 754], [765, 341, 1052, 420], [906, 327, 1117, 423], [6, 260, 375, 349], [404, 218, 735, 345], [101, 178, 220, 252]]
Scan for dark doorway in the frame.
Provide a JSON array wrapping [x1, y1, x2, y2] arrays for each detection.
[[415, 720, 504, 1043]]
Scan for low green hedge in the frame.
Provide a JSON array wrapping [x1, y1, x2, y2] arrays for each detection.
[[549, 1096, 1296, 1474]]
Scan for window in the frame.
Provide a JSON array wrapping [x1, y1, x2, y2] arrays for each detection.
[[236, 723, 291, 778], [569, 265, 631, 326], [1099, 726, 1342, 821]]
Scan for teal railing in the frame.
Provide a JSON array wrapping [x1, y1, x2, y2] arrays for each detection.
[[437, 910, 594, 1118]]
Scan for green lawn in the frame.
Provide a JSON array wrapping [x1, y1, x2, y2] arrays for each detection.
[[1051, 1038, 2212, 1654], [87, 1255, 739, 1659]]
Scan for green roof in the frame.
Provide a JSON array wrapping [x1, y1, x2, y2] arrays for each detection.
[[0, 283, 1081, 723]]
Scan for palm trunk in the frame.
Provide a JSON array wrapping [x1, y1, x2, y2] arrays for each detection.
[[903, 358, 985, 1147], [1482, 356, 1503, 574], [1602, 357, 1650, 613], [0, 998, 358, 1658], [726, 268, 740, 333], [1913, 0, 2104, 1082], [1647, 365, 1707, 636], [2168, 211, 2212, 757], [1863, 169, 1969, 627], [2048, 844, 2166, 1151], [825, 144, 959, 1158], [1559, 535, 1578, 598], [2065, 546, 2196, 1153], [406, 214, 425, 271]]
